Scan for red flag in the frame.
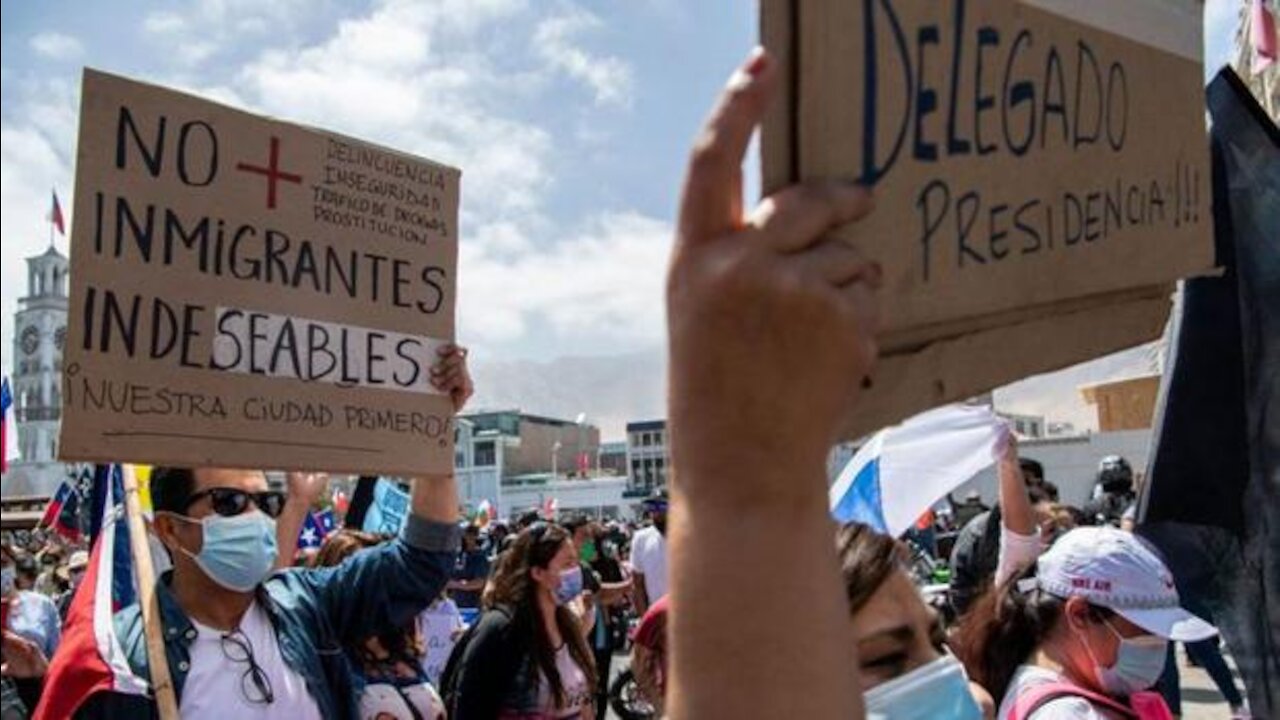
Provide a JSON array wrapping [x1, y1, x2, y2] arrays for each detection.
[[34, 471, 149, 718], [1256, 0, 1278, 73], [48, 191, 66, 236]]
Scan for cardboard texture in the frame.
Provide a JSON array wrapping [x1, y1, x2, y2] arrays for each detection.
[[846, 292, 1172, 439], [762, 0, 1211, 434], [60, 70, 461, 477]]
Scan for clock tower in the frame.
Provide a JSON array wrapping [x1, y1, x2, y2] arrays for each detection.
[[4, 245, 70, 498]]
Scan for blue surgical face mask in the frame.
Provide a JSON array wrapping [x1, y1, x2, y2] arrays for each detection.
[[555, 565, 584, 606], [173, 511, 278, 592], [1091, 619, 1168, 697], [864, 653, 983, 720]]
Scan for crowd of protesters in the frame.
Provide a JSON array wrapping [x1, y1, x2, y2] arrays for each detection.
[[0, 47, 1259, 720]]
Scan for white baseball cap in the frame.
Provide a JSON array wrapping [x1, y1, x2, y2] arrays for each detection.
[[1033, 526, 1217, 642]]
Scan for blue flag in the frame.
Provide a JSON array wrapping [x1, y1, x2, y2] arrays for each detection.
[[315, 508, 336, 536], [362, 479, 410, 535]]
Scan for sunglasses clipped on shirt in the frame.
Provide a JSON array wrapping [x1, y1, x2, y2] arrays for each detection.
[[183, 488, 287, 519]]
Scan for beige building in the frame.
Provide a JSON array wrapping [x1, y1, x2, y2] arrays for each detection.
[[1080, 374, 1162, 432]]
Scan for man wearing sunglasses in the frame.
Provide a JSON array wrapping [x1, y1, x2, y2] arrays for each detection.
[[74, 344, 473, 719]]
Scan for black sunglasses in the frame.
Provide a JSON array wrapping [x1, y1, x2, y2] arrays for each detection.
[[183, 488, 286, 519]]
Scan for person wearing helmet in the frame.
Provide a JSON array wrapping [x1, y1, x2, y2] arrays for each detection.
[[1084, 457, 1136, 527]]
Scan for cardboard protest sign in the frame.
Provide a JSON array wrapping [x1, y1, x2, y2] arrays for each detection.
[[60, 70, 461, 477], [762, 0, 1210, 434], [764, 0, 1211, 346]]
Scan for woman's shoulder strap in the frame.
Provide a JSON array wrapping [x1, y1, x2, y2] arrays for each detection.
[[1007, 681, 1136, 720]]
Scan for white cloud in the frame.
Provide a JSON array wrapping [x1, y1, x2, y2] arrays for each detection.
[[141, 0, 319, 66], [30, 32, 84, 61], [0, 125, 72, 379], [236, 0, 553, 219], [533, 6, 634, 108], [3, 0, 657, 376], [460, 212, 672, 348]]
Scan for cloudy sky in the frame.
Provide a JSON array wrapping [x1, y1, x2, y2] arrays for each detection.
[[0, 0, 1242, 437]]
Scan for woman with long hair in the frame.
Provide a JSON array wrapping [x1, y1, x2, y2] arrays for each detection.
[[450, 522, 597, 719], [954, 527, 1215, 719], [313, 529, 447, 720]]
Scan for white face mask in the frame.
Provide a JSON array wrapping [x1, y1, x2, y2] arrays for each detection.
[[863, 653, 983, 720], [1088, 619, 1168, 697]]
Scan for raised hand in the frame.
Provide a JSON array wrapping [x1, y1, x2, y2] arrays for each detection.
[[431, 344, 474, 414], [1, 630, 49, 679], [668, 47, 881, 476], [285, 471, 330, 507]]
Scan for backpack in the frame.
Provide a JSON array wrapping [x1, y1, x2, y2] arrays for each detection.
[[437, 606, 511, 714], [1008, 682, 1174, 720]]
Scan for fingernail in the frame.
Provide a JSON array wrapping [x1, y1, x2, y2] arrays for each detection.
[[744, 47, 769, 77]]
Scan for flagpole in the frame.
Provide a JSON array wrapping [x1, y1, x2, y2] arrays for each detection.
[[120, 464, 179, 720]]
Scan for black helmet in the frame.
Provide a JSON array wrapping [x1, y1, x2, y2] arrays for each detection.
[[1097, 455, 1134, 494]]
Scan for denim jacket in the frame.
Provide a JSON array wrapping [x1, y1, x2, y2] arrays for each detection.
[[75, 514, 460, 719]]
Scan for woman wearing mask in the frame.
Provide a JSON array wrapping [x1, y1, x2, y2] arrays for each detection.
[[838, 523, 993, 720], [830, 420, 1041, 720], [955, 527, 1214, 719], [448, 522, 596, 719], [313, 530, 447, 720]]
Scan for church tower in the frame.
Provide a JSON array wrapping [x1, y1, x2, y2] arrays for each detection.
[[4, 245, 70, 498]]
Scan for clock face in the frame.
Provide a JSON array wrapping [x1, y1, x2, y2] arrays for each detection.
[[21, 325, 39, 355], [54, 326, 66, 351]]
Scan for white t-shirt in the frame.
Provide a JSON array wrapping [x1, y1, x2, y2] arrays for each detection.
[[417, 598, 465, 686], [180, 601, 323, 719], [630, 526, 668, 604], [359, 681, 446, 720], [998, 665, 1123, 720], [533, 644, 593, 719]]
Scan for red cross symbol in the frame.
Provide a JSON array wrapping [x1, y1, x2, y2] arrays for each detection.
[[235, 136, 302, 210]]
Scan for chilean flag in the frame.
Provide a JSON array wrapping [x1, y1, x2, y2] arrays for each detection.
[[1, 377, 11, 474], [829, 405, 1006, 537], [297, 510, 331, 551], [34, 466, 149, 719], [48, 190, 66, 236], [40, 481, 83, 542]]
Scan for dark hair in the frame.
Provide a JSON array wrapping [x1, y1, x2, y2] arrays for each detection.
[[313, 529, 425, 668], [1027, 484, 1053, 506], [151, 467, 197, 515], [561, 514, 592, 536], [836, 522, 910, 615], [1019, 458, 1045, 483], [953, 565, 1113, 700], [487, 523, 597, 707]]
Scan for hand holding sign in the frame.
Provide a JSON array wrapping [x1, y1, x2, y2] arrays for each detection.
[[668, 49, 882, 479], [430, 344, 473, 414]]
